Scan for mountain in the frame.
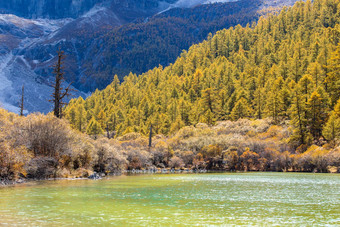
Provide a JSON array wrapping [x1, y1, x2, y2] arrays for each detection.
[[0, 0, 176, 113], [80, 0, 263, 91], [64, 0, 340, 147], [0, 0, 299, 113], [0, 0, 178, 19]]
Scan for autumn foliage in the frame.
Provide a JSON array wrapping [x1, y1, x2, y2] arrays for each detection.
[[1, 108, 339, 182]]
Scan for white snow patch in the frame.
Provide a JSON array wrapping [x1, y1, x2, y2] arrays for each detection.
[[158, 0, 238, 14], [49, 38, 67, 46], [0, 54, 13, 91], [34, 18, 73, 31], [79, 5, 121, 26], [0, 14, 72, 32], [203, 0, 239, 4], [0, 54, 16, 112], [81, 6, 107, 18], [18, 55, 32, 69]]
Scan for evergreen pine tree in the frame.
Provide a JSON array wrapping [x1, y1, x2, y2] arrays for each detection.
[[86, 117, 103, 139]]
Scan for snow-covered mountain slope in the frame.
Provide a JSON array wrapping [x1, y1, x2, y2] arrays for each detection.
[[0, 7, 124, 113], [0, 0, 178, 19], [0, 14, 86, 113], [0, 0, 103, 19]]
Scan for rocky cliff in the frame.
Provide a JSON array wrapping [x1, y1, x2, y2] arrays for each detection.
[[0, 0, 177, 19]]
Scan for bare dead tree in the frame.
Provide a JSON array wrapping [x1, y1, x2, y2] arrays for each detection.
[[149, 124, 153, 148], [50, 50, 72, 118], [19, 85, 24, 116], [105, 122, 111, 139]]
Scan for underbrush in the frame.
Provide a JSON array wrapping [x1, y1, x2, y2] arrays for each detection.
[[1, 109, 339, 182]]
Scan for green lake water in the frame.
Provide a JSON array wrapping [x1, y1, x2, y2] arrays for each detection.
[[0, 172, 339, 226]]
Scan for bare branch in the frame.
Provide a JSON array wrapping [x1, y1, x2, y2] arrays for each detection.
[[49, 50, 73, 118]]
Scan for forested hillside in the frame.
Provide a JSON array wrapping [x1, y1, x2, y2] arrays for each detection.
[[66, 0, 340, 148]]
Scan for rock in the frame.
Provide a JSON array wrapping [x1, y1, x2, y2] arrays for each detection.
[[88, 172, 102, 180], [16, 179, 25, 184]]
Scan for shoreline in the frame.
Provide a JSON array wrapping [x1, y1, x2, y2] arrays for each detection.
[[1, 170, 339, 187]]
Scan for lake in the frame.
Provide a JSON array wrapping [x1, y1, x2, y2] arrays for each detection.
[[0, 173, 339, 226]]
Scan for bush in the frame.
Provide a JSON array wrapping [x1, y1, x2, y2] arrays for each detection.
[[24, 114, 72, 158], [26, 157, 59, 179], [93, 139, 127, 173], [240, 148, 260, 171], [169, 156, 185, 169], [126, 149, 152, 170], [151, 141, 169, 167], [1, 105, 339, 180], [0, 109, 31, 180]]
